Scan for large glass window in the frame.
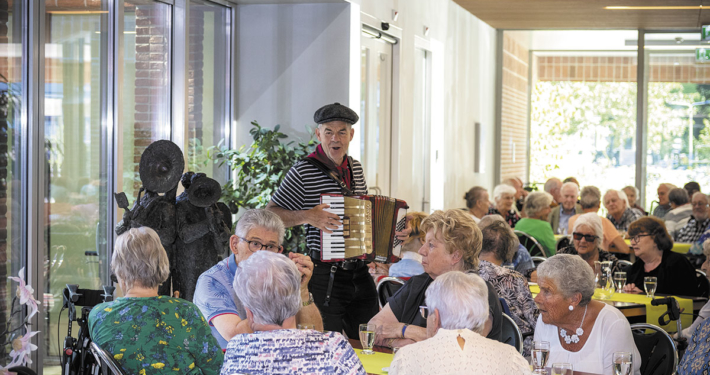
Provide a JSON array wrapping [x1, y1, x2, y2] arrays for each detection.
[[0, 0, 24, 366]]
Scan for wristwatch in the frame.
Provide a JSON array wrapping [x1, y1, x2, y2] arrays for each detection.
[[302, 292, 314, 307]]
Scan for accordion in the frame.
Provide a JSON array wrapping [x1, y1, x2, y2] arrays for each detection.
[[319, 194, 408, 263]]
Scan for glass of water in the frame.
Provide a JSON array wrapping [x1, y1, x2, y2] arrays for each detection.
[[359, 323, 377, 355], [551, 363, 573, 375], [531, 341, 550, 374], [613, 351, 633, 375], [644, 276, 657, 298], [614, 272, 627, 293]]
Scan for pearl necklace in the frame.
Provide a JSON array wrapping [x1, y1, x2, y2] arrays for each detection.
[[559, 305, 588, 344]]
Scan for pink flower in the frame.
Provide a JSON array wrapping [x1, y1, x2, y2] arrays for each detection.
[[8, 267, 39, 320], [7, 331, 39, 366]]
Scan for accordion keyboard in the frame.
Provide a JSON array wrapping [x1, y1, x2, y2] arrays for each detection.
[[321, 195, 346, 260]]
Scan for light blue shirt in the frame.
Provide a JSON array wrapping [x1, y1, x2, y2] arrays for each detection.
[[389, 252, 425, 278], [558, 206, 576, 235]]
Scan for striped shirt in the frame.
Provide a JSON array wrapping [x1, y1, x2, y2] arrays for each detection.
[[270, 159, 368, 253]]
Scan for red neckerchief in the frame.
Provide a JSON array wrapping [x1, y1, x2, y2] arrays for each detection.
[[307, 144, 351, 189]]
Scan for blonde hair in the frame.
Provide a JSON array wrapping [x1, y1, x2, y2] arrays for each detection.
[[421, 209, 482, 271], [112, 227, 170, 292]]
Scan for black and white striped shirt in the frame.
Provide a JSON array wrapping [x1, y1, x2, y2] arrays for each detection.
[[270, 159, 368, 253]]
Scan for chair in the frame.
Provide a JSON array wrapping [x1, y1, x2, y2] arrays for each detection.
[[615, 259, 633, 274], [630, 323, 677, 375], [515, 230, 547, 257], [556, 236, 570, 252], [376, 277, 406, 308], [500, 313, 524, 355], [531, 256, 546, 269], [89, 341, 129, 375], [696, 269, 709, 298]]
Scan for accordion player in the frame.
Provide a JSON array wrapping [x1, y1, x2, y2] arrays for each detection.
[[320, 194, 408, 263]]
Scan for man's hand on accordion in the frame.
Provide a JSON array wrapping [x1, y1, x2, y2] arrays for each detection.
[[306, 203, 343, 234], [289, 252, 314, 296], [394, 214, 414, 242]]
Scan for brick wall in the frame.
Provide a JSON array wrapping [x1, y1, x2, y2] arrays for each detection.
[[500, 34, 529, 182]]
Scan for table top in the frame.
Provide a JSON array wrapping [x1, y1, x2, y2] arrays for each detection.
[[350, 339, 393, 375]]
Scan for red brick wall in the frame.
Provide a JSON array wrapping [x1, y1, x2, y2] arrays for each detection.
[[500, 34, 529, 182]]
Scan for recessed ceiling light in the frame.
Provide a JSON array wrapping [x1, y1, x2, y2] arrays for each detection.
[[605, 6, 702, 10]]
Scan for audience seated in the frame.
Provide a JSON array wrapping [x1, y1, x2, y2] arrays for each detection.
[[193, 209, 322, 348], [665, 188, 693, 237], [652, 183, 675, 219], [568, 186, 630, 255], [684, 181, 701, 200], [463, 186, 489, 223], [89, 227, 224, 374], [534, 254, 641, 375], [563, 176, 580, 186], [476, 218, 538, 355], [604, 189, 642, 233], [547, 182, 582, 235], [487, 184, 520, 228], [389, 212, 428, 278], [369, 209, 503, 348], [622, 185, 647, 216], [502, 177, 528, 213], [623, 217, 702, 296], [677, 315, 710, 375], [480, 217, 535, 277], [389, 272, 531, 375], [544, 178, 563, 206], [515, 192, 556, 256], [560, 213, 618, 271], [679, 239, 710, 339], [220, 251, 365, 375], [675, 193, 710, 243]]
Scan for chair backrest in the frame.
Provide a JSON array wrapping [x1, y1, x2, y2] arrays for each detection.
[[500, 313, 524, 355], [696, 270, 709, 298], [630, 323, 678, 375], [556, 236, 570, 252], [531, 256, 546, 269], [89, 342, 129, 375], [376, 277, 406, 308], [514, 230, 547, 257], [615, 259, 633, 274]]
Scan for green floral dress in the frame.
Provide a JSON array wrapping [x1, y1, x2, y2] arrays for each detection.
[[88, 296, 224, 374]]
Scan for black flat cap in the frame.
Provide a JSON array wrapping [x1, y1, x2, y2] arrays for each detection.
[[313, 102, 359, 125]]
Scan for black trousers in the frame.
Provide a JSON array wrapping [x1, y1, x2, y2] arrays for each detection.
[[308, 259, 379, 339]]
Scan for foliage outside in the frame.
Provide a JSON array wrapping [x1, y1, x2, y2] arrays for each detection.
[[531, 80, 710, 210], [207, 122, 317, 253]]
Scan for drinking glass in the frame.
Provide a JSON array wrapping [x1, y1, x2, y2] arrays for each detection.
[[551, 363, 573, 375], [359, 323, 377, 355], [297, 324, 315, 330], [531, 341, 550, 374], [644, 276, 658, 298], [614, 272, 627, 293], [613, 352, 633, 375], [392, 347, 400, 355]]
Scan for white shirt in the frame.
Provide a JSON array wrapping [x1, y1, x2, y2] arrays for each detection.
[[470, 213, 482, 224], [665, 204, 693, 235], [389, 328, 531, 375], [533, 304, 641, 375]]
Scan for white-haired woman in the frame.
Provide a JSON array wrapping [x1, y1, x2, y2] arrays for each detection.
[[220, 250, 365, 375], [389, 271, 530, 375], [622, 185, 646, 216], [515, 191, 556, 256], [559, 213, 618, 271], [487, 184, 520, 228], [89, 227, 223, 374], [679, 239, 710, 339], [534, 254, 641, 375], [604, 189, 642, 233]]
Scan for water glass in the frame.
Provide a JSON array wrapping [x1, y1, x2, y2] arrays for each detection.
[[551, 363, 573, 375], [644, 276, 657, 298], [531, 341, 550, 373], [359, 323, 377, 355], [614, 272, 627, 293], [297, 324, 315, 330], [613, 351, 633, 375], [392, 347, 400, 356]]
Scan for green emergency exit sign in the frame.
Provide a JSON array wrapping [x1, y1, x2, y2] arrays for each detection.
[[702, 25, 710, 41], [697, 48, 710, 62]]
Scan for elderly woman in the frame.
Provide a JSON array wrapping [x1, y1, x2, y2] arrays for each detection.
[[622, 185, 646, 216], [220, 250, 365, 375], [559, 213, 618, 270], [369, 209, 503, 348], [604, 189, 642, 233], [568, 186, 630, 255], [481, 215, 535, 276], [487, 184, 520, 228], [464, 186, 490, 223], [534, 254, 641, 375], [89, 227, 223, 374], [389, 272, 530, 375], [477, 219, 538, 355], [515, 191, 556, 256], [623, 217, 702, 296], [680, 239, 710, 339], [389, 212, 428, 277]]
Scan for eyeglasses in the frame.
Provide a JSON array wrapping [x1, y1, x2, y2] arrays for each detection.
[[572, 232, 598, 242], [629, 233, 653, 244], [239, 237, 282, 252], [692, 202, 709, 208], [419, 305, 432, 319]]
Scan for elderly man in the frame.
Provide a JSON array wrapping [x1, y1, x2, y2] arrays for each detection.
[[622, 185, 646, 216], [548, 182, 582, 234], [685, 181, 701, 199], [665, 188, 694, 236], [194, 209, 323, 348], [604, 189, 642, 232], [675, 193, 710, 243], [544, 177, 563, 206], [652, 183, 676, 219], [568, 186, 630, 255], [503, 177, 528, 213]]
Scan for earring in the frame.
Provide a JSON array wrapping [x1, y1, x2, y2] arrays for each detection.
[[569, 305, 574, 311]]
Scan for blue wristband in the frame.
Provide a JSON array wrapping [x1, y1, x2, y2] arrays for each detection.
[[401, 323, 408, 339]]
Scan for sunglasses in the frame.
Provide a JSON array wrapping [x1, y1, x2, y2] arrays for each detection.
[[572, 232, 598, 242]]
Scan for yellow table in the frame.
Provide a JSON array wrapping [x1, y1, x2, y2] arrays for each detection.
[[622, 239, 691, 254], [356, 351, 393, 375]]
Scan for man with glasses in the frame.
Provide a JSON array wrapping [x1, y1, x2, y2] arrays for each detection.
[[194, 209, 323, 348], [675, 193, 710, 243]]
